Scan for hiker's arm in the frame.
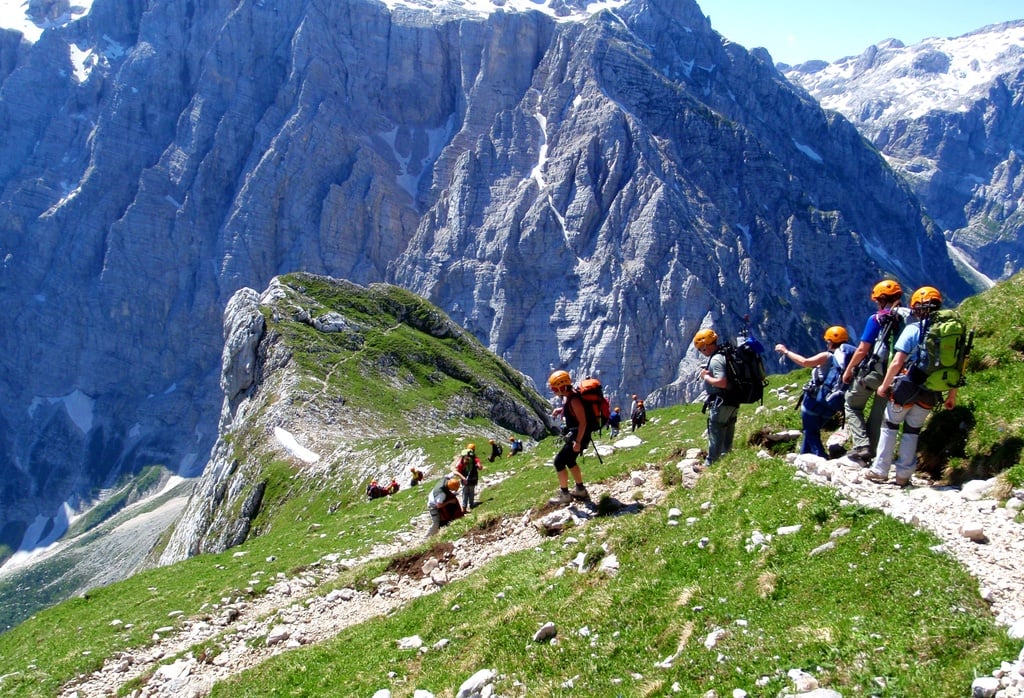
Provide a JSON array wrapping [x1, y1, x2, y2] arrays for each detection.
[[876, 351, 908, 397], [944, 387, 957, 410], [774, 344, 828, 369], [700, 366, 727, 390], [568, 398, 587, 451], [842, 341, 872, 383]]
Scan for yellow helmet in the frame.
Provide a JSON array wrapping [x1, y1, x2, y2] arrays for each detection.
[[693, 328, 718, 349], [823, 326, 849, 344], [548, 370, 572, 391], [870, 279, 903, 302], [467, 443, 476, 452], [910, 286, 942, 311], [447, 478, 461, 492]]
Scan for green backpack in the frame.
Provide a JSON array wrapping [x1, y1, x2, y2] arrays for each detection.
[[914, 309, 974, 391]]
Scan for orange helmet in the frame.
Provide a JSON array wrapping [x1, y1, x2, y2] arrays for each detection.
[[823, 326, 849, 344], [871, 279, 903, 302], [548, 370, 572, 391], [467, 443, 476, 452], [447, 478, 461, 492], [693, 328, 718, 349], [910, 286, 942, 311]]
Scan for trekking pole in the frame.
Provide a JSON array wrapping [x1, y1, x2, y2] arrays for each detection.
[[591, 439, 604, 464]]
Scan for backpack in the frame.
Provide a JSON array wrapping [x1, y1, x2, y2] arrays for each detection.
[[719, 338, 768, 405], [803, 343, 855, 416], [577, 377, 611, 435], [856, 308, 907, 382], [912, 309, 973, 391]]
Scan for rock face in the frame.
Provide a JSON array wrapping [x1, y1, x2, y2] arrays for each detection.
[[0, 0, 968, 558], [784, 21, 1024, 285]]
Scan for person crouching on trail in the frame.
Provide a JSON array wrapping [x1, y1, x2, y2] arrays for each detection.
[[546, 370, 591, 505], [426, 476, 464, 537]]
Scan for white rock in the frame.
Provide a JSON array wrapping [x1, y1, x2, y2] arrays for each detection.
[[533, 622, 557, 643], [777, 525, 802, 536], [456, 668, 495, 698], [971, 675, 1000, 697], [959, 521, 988, 543], [961, 479, 996, 501], [397, 635, 424, 650]]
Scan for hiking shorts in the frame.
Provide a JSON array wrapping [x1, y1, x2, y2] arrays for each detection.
[[553, 431, 591, 472]]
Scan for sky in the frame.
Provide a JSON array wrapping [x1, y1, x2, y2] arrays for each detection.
[[696, 0, 1024, 65]]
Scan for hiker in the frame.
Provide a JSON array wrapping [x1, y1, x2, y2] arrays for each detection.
[[694, 328, 736, 468], [629, 394, 639, 419], [866, 286, 959, 486], [546, 370, 591, 504], [409, 467, 424, 487], [452, 447, 482, 511], [630, 400, 646, 431], [608, 407, 622, 437], [426, 476, 464, 537], [508, 436, 523, 456], [841, 279, 909, 465], [775, 326, 856, 457], [487, 438, 503, 463]]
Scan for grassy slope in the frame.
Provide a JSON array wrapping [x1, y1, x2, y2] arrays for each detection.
[[0, 274, 1021, 697]]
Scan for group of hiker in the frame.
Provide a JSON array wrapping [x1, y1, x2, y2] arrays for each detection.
[[394, 278, 968, 538], [696, 279, 968, 486]]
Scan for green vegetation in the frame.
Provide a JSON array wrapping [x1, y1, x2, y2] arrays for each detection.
[[0, 272, 1021, 697]]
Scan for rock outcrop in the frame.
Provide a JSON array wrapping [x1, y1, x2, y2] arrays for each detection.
[[159, 274, 553, 562]]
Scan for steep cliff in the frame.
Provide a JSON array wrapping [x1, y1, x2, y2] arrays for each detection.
[[0, 0, 968, 561], [784, 21, 1024, 285]]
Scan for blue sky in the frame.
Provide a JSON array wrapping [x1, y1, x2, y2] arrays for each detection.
[[697, 0, 1024, 65]]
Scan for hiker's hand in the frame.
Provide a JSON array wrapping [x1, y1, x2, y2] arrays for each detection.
[[944, 393, 957, 410], [876, 384, 889, 399], [573, 442, 582, 452]]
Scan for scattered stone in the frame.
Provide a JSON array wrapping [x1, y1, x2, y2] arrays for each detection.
[[397, 635, 424, 650], [959, 521, 989, 544], [533, 622, 557, 643]]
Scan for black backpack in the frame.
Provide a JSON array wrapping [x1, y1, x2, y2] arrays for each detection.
[[720, 339, 768, 406], [856, 308, 906, 380]]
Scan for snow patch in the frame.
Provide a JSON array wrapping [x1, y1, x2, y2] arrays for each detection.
[[274, 427, 320, 464], [0, 0, 96, 43], [28, 390, 95, 433], [792, 140, 823, 163], [376, 0, 628, 22]]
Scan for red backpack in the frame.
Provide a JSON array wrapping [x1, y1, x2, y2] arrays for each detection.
[[577, 377, 611, 434]]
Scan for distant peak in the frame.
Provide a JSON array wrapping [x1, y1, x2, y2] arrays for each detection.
[[378, 0, 629, 21]]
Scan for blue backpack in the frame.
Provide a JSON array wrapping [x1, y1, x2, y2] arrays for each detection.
[[802, 343, 855, 416]]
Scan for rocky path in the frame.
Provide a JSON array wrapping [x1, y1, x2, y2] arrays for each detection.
[[59, 464, 677, 698], [58, 451, 1024, 697]]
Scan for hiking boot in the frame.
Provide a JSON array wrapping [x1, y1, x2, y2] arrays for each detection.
[[893, 476, 911, 487], [549, 489, 573, 505], [864, 470, 888, 484], [572, 484, 590, 500], [847, 447, 871, 466]]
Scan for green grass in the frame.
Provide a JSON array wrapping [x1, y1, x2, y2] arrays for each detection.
[[1, 272, 1022, 696], [0, 397, 1016, 697]]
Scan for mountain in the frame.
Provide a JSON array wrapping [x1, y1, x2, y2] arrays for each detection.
[[0, 0, 968, 568], [783, 21, 1024, 285]]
